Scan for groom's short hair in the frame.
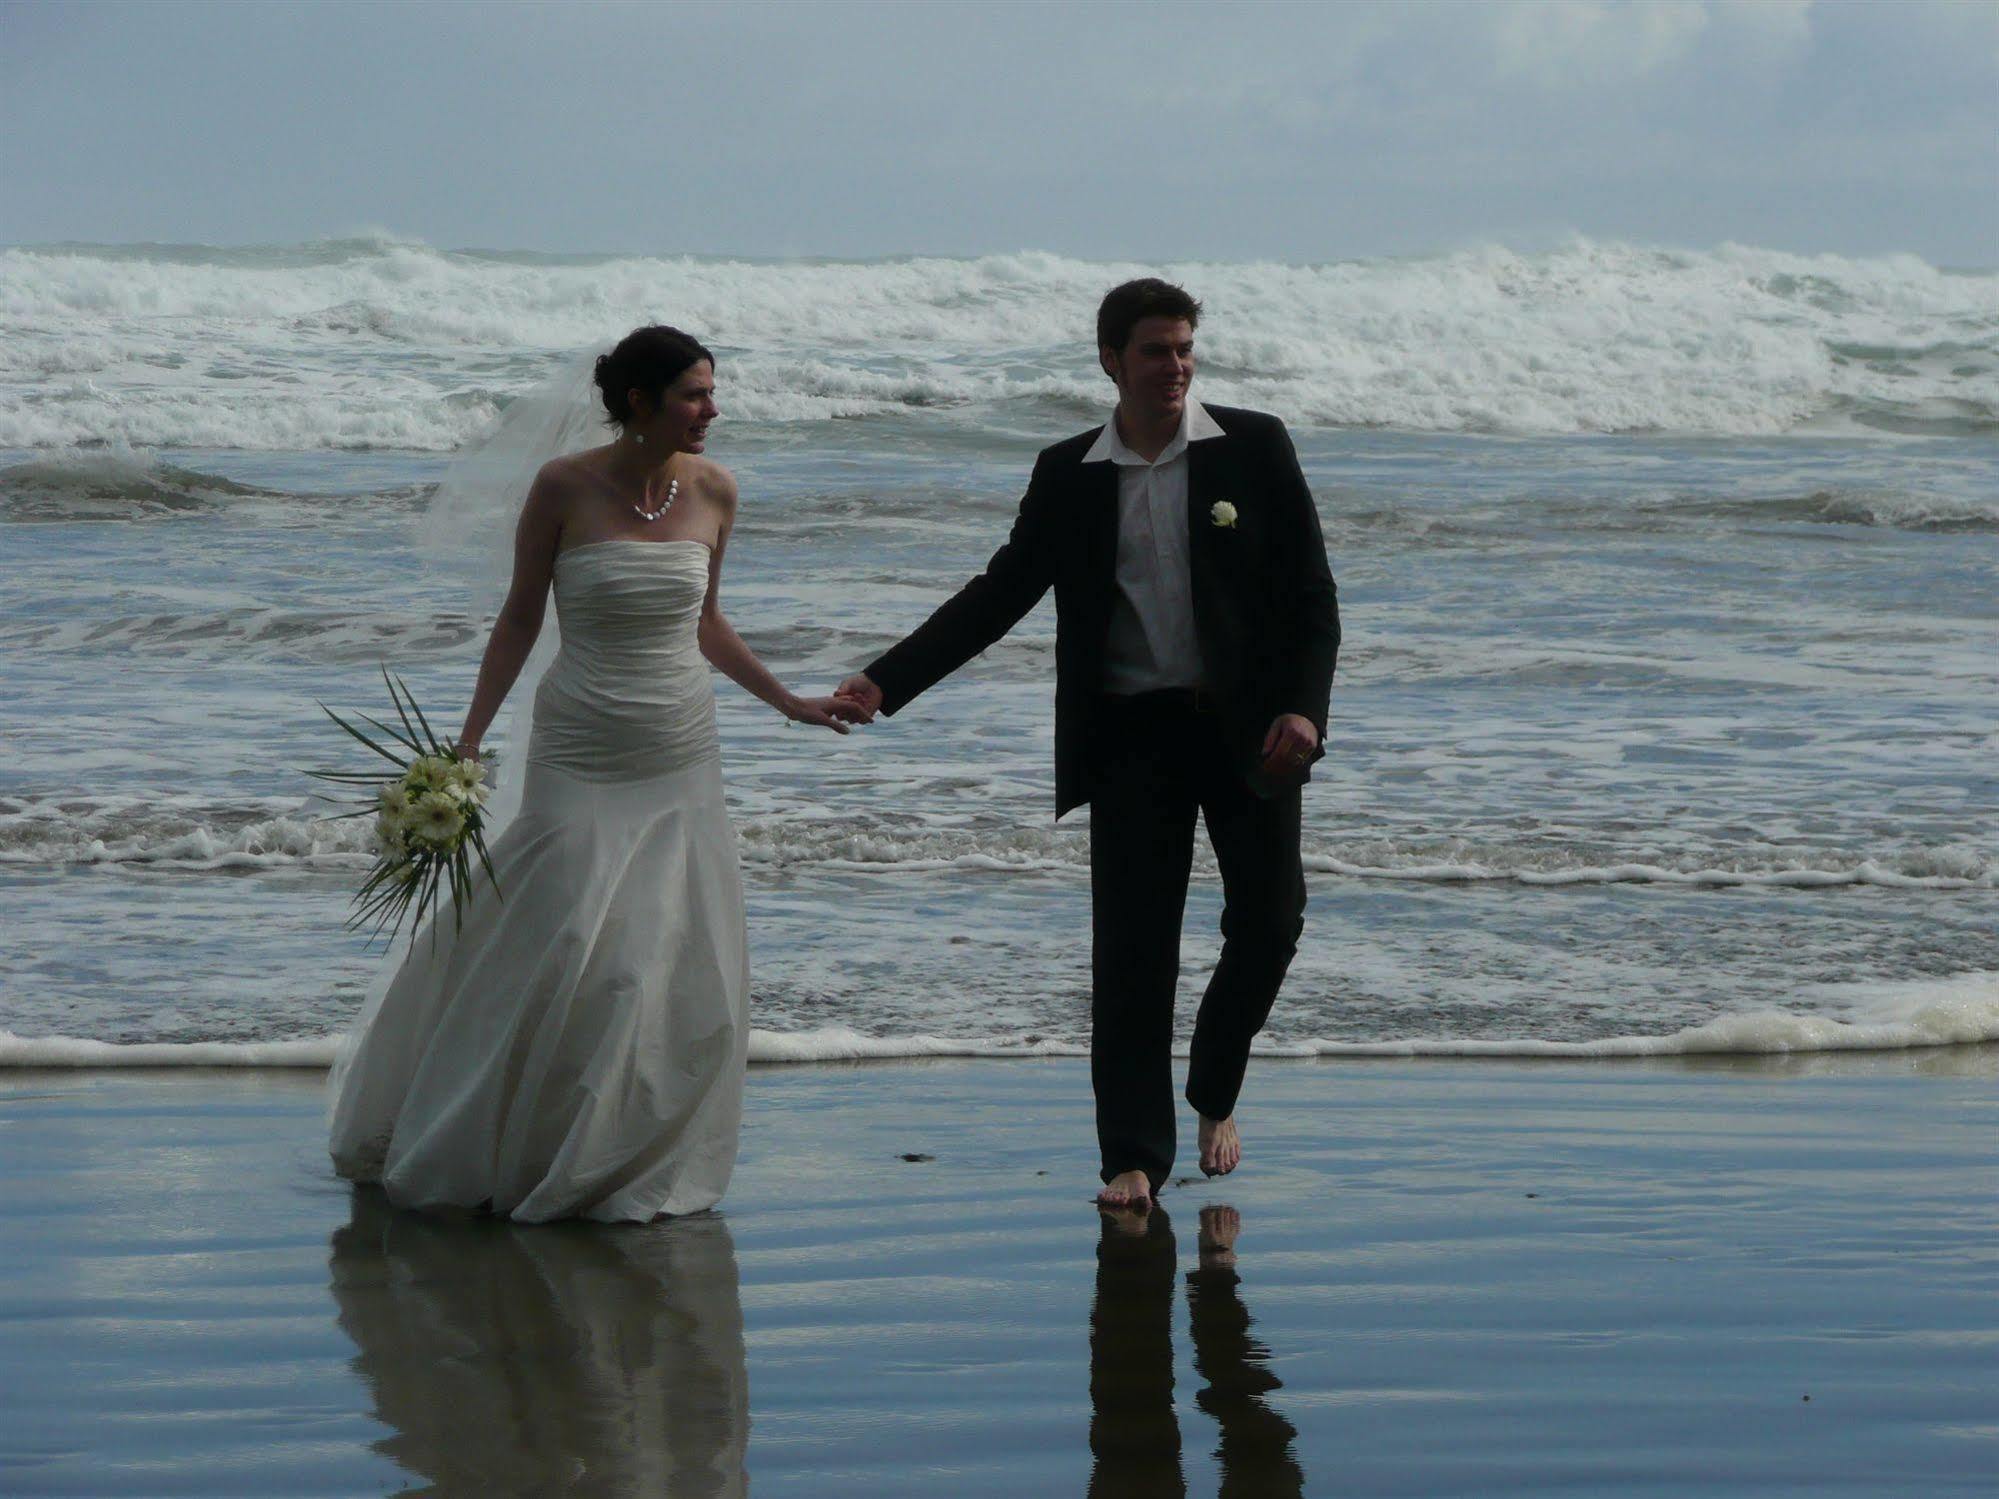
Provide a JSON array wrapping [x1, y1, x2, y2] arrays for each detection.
[[1097, 279, 1203, 354]]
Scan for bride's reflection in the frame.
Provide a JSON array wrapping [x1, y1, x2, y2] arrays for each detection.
[[1088, 1205, 1304, 1499], [328, 1188, 748, 1497]]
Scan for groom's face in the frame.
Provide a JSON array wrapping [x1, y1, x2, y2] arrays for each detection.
[[1102, 316, 1196, 425]]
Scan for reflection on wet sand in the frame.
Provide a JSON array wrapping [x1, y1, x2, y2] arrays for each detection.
[[328, 1188, 747, 1496], [1187, 1206, 1306, 1499], [1088, 1205, 1303, 1499], [1089, 1204, 1184, 1498]]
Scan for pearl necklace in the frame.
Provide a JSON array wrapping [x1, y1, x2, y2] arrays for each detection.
[[632, 476, 679, 522]]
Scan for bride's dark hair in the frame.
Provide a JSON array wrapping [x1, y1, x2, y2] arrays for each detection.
[[593, 325, 715, 429]]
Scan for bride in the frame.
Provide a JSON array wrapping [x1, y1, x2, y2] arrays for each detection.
[[328, 325, 860, 1222]]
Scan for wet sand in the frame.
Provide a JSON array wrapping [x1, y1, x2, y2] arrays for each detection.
[[2, 1054, 1995, 1496]]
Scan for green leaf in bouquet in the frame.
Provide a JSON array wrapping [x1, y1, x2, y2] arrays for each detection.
[[382, 667, 428, 754], [450, 846, 472, 932], [473, 832, 502, 902], [355, 713, 425, 757], [316, 703, 413, 768], [306, 769, 397, 786], [387, 668, 449, 756], [420, 860, 450, 953]]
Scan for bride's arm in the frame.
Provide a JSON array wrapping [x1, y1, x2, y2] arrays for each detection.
[[695, 473, 856, 733], [454, 467, 565, 756]]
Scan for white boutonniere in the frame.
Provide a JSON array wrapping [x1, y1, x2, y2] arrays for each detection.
[[1210, 500, 1238, 530]]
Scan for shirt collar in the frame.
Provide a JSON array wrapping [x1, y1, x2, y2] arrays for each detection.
[[1082, 398, 1224, 465]]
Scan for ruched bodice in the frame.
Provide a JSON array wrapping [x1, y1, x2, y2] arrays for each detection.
[[530, 540, 718, 780]]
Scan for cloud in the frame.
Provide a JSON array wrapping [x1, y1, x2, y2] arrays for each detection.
[[1490, 1, 1714, 87], [0, 0, 1989, 264], [1717, 0, 1814, 50]]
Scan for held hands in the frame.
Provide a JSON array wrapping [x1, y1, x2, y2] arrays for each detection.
[[1258, 713, 1320, 779], [786, 694, 870, 734], [778, 673, 879, 736], [833, 673, 883, 724]]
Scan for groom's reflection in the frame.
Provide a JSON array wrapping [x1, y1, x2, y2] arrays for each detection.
[[1089, 1205, 1304, 1499], [328, 1189, 748, 1497]]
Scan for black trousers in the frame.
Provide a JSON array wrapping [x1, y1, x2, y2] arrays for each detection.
[[1087, 692, 1305, 1190], [1087, 1208, 1307, 1499]]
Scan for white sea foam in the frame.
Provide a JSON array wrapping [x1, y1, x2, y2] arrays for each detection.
[[1273, 971, 1999, 1057], [0, 1032, 340, 1067], [7, 798, 1988, 889], [7, 972, 1993, 1068], [3, 239, 1993, 449], [0, 797, 378, 869]]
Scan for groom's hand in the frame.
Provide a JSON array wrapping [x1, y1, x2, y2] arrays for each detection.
[[1259, 714, 1319, 778], [834, 672, 883, 723]]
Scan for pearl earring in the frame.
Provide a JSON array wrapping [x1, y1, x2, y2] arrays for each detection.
[[633, 431, 645, 446]]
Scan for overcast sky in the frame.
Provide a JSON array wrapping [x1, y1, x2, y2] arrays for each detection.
[[3, 0, 1994, 265]]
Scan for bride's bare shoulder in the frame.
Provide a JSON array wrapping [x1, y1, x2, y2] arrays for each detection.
[[682, 454, 738, 508], [516, 451, 604, 539], [536, 446, 613, 491]]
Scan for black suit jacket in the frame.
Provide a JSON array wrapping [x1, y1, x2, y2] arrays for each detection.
[[865, 404, 1340, 818]]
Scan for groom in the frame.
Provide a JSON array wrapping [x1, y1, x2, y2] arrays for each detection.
[[838, 279, 1340, 1209]]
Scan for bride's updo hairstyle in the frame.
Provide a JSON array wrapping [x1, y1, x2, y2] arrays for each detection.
[[593, 325, 716, 430]]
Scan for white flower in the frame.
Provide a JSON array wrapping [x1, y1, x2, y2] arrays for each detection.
[[1210, 500, 1238, 529], [431, 757, 488, 809], [378, 782, 411, 818], [409, 791, 466, 848], [372, 812, 406, 855]]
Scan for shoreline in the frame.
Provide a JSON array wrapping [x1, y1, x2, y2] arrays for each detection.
[[4, 1058, 1994, 1496], [5, 1034, 1997, 1075]]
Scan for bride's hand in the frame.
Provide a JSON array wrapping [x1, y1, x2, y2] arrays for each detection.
[[784, 695, 864, 733]]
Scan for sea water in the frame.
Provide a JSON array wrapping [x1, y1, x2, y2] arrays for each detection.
[[2, 238, 1995, 1064]]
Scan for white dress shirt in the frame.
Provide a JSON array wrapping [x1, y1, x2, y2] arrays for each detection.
[[1083, 398, 1226, 694]]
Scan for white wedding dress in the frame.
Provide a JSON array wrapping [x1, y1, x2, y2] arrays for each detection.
[[328, 538, 749, 1223]]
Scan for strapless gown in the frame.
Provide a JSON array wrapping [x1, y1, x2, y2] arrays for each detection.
[[328, 540, 748, 1223]]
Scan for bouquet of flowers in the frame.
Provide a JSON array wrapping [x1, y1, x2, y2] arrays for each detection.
[[313, 668, 500, 948]]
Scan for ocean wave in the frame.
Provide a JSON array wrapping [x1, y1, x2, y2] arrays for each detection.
[[0, 797, 377, 869], [1, 604, 482, 662], [6, 972, 1993, 1068], [0, 450, 434, 522], [736, 823, 1996, 890], [1660, 486, 1999, 533], [0, 450, 278, 520], [2, 239, 1993, 448], [1303, 841, 1993, 890], [6, 797, 1989, 888]]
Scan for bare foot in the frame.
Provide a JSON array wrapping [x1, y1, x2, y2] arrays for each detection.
[[1198, 1113, 1242, 1177], [1095, 1168, 1153, 1211], [1100, 1203, 1154, 1238], [1197, 1204, 1240, 1267]]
